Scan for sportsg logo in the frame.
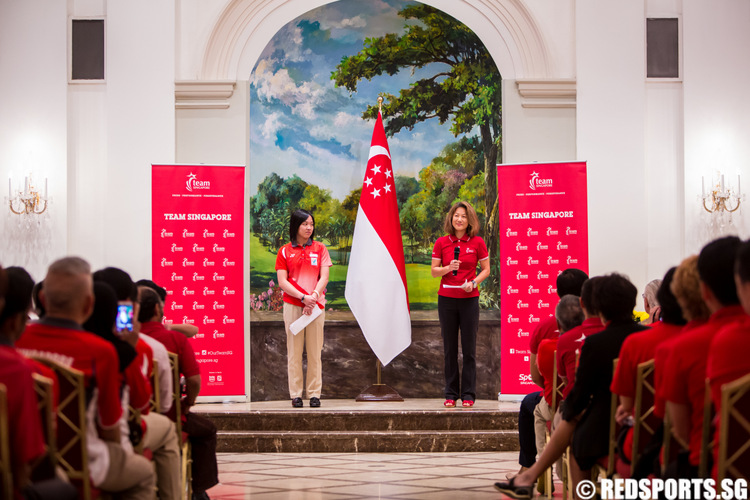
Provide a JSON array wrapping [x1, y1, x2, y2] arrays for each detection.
[[529, 171, 553, 190], [186, 172, 210, 192]]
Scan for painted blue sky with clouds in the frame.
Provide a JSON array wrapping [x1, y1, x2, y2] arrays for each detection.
[[248, 0, 472, 200]]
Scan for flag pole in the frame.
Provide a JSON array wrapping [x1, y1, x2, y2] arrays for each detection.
[[355, 96, 405, 402]]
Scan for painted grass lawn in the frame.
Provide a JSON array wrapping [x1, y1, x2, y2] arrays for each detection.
[[250, 234, 439, 310]]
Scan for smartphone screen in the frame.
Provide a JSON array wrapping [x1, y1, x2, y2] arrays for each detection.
[[116, 302, 134, 332]]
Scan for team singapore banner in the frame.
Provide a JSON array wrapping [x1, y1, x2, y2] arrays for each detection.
[[498, 161, 589, 395], [151, 165, 245, 397]]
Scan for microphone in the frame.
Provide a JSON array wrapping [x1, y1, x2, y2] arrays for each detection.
[[453, 246, 460, 276]]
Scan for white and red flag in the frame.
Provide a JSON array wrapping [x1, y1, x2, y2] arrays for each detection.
[[345, 111, 412, 366]]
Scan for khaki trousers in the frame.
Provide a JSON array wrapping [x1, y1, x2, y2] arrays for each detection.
[[142, 412, 180, 500], [98, 441, 156, 499], [283, 302, 325, 399]]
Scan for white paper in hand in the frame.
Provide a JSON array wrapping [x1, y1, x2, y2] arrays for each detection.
[[289, 306, 323, 335]]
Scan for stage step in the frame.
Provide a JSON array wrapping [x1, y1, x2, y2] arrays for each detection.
[[202, 404, 520, 453]]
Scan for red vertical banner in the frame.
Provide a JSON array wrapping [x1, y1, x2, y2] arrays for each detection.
[[498, 162, 589, 395], [151, 165, 245, 397]]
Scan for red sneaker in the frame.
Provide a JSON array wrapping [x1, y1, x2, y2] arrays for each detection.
[[444, 399, 456, 407], [462, 400, 474, 407]]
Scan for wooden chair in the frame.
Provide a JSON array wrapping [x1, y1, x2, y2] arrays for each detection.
[[699, 378, 716, 478], [592, 359, 620, 492], [30, 357, 92, 499], [0, 383, 12, 500], [541, 353, 567, 499], [168, 352, 193, 500], [30, 373, 57, 480], [150, 359, 161, 414], [630, 359, 658, 476], [718, 372, 750, 481]]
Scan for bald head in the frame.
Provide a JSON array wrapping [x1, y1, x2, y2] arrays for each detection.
[[42, 257, 94, 323]]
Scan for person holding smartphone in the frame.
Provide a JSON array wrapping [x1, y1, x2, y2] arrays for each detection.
[[275, 209, 332, 408], [431, 201, 490, 408]]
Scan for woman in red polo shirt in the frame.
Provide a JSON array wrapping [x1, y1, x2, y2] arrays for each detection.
[[276, 209, 332, 408], [431, 201, 491, 408]]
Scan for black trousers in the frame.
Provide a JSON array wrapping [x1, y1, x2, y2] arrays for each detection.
[[183, 412, 219, 493], [438, 295, 479, 401]]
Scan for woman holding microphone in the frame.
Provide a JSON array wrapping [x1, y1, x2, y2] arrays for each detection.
[[276, 209, 332, 408], [431, 201, 490, 408]]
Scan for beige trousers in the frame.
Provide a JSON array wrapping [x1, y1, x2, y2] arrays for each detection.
[[142, 412, 180, 500], [283, 302, 325, 399], [98, 441, 156, 499]]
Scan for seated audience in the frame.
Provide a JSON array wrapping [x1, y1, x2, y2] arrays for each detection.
[[610, 267, 686, 468], [555, 277, 604, 395], [653, 256, 709, 420], [662, 236, 745, 477], [15, 257, 155, 498], [92, 269, 181, 500], [136, 278, 199, 338], [509, 268, 588, 479], [706, 239, 750, 476], [496, 273, 647, 498], [533, 295, 583, 492], [0, 266, 77, 499], [138, 286, 219, 499], [641, 278, 662, 325]]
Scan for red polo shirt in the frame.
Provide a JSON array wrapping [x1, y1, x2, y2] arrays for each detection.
[[611, 321, 684, 399], [653, 319, 705, 418], [556, 317, 603, 397], [662, 305, 747, 466], [0, 346, 45, 498], [276, 239, 332, 306], [432, 234, 488, 299], [537, 338, 559, 407], [17, 318, 123, 429], [140, 321, 200, 378], [529, 316, 559, 355]]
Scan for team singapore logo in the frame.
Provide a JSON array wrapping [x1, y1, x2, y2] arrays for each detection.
[[517, 328, 530, 338], [528, 256, 539, 265], [547, 227, 559, 236], [537, 271, 550, 280], [567, 256, 579, 265], [192, 272, 204, 282], [203, 229, 215, 238], [557, 241, 569, 251], [506, 286, 519, 294], [186, 172, 210, 192], [516, 242, 528, 251], [160, 229, 173, 238], [529, 314, 541, 323], [223, 229, 235, 238], [222, 287, 235, 296], [171, 272, 183, 282], [183, 229, 195, 238], [203, 258, 215, 267], [547, 256, 560, 265], [203, 287, 215, 296], [528, 285, 540, 294], [203, 316, 215, 325], [527, 228, 538, 237], [182, 316, 195, 325], [161, 258, 173, 267], [566, 226, 578, 236], [170, 302, 183, 311], [529, 171, 553, 190], [537, 242, 548, 251], [517, 300, 529, 309], [222, 258, 235, 267], [213, 301, 225, 310], [192, 243, 205, 253], [182, 287, 195, 296], [192, 301, 205, 311], [516, 271, 528, 280], [538, 299, 550, 308], [507, 314, 520, 324], [213, 244, 225, 253], [506, 228, 518, 237], [506, 257, 518, 266], [171, 243, 183, 252]]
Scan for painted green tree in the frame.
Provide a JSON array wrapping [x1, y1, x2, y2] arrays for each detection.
[[331, 4, 502, 306]]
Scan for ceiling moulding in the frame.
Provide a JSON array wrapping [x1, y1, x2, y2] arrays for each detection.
[[516, 79, 576, 108], [175, 81, 236, 109]]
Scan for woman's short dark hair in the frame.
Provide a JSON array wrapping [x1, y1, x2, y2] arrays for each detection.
[[656, 267, 686, 326], [443, 201, 480, 237], [138, 286, 161, 323], [736, 239, 750, 284], [289, 209, 315, 243], [580, 276, 602, 316]]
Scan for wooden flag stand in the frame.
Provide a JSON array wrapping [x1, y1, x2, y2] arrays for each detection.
[[355, 360, 404, 402]]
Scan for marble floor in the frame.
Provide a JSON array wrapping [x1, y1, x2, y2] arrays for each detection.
[[204, 450, 530, 499]]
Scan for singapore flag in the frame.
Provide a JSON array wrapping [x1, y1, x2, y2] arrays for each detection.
[[345, 111, 411, 366]]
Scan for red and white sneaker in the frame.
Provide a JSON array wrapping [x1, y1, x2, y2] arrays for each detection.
[[444, 399, 456, 407]]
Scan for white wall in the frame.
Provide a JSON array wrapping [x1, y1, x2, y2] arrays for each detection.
[[682, 0, 750, 254], [576, 1, 649, 296], [0, 0, 68, 281]]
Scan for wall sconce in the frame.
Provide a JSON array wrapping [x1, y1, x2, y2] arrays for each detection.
[[702, 174, 742, 214], [9, 175, 48, 215]]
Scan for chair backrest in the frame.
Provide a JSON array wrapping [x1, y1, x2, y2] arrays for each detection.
[[699, 378, 717, 478], [0, 383, 12, 500], [551, 352, 565, 411], [718, 372, 750, 481], [167, 352, 183, 437], [30, 357, 91, 499], [31, 373, 57, 478], [150, 359, 161, 414], [631, 359, 658, 475], [605, 358, 620, 476]]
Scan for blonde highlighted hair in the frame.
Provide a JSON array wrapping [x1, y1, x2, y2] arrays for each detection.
[[671, 255, 710, 322], [444, 201, 480, 237]]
